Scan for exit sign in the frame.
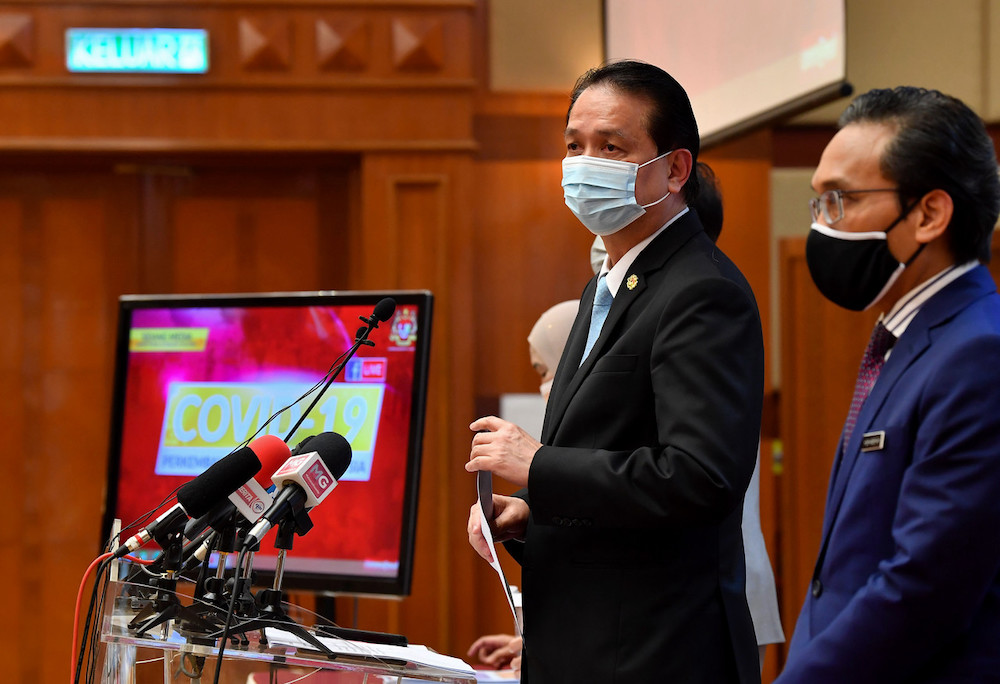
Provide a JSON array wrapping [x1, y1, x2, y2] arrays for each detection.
[[66, 28, 209, 74]]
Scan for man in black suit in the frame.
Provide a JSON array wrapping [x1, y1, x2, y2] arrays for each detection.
[[467, 60, 764, 683]]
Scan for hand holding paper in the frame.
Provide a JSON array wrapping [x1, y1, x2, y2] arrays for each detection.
[[467, 492, 529, 563], [473, 472, 524, 638]]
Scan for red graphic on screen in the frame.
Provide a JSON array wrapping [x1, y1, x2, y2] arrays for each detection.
[[113, 304, 417, 572]]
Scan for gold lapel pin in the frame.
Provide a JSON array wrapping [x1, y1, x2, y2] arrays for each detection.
[[626, 274, 639, 290]]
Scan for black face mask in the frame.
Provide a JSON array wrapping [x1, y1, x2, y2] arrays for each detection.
[[805, 204, 922, 311]]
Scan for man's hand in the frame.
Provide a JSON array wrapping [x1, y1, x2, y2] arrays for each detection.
[[466, 415, 541, 487], [467, 494, 529, 563], [466, 634, 522, 669]]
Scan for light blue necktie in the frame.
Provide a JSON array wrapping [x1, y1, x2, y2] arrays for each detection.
[[581, 274, 612, 364]]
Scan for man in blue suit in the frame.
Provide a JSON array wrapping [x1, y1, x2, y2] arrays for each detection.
[[778, 87, 1000, 682]]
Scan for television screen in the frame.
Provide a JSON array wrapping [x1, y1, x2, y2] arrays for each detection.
[[101, 290, 433, 596]]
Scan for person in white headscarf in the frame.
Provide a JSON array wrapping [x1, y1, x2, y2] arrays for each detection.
[[527, 300, 580, 401]]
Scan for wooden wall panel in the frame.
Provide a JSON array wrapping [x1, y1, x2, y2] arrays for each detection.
[[703, 137, 774, 362], [157, 168, 344, 293], [251, 199, 323, 289], [0, 196, 24, 681], [0, 175, 140, 683], [778, 236, 879, 663], [0, 2, 477, 151], [702, 130, 781, 680], [472, 161, 595, 398], [340, 150, 479, 654], [0, 160, 365, 683], [173, 198, 245, 292]]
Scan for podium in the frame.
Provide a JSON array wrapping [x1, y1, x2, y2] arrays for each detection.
[[97, 578, 476, 683]]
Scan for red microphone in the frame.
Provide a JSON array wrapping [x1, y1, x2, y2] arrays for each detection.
[[225, 434, 290, 521], [182, 434, 292, 539]]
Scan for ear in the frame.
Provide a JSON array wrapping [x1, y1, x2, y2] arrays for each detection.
[[913, 189, 953, 244], [666, 149, 694, 195]]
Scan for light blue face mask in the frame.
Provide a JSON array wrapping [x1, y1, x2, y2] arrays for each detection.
[[562, 151, 672, 236]]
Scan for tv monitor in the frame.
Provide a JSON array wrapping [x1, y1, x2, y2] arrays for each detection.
[[101, 290, 433, 596]]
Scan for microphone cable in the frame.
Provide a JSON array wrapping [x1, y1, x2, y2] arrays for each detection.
[[210, 545, 250, 684], [72, 552, 153, 684]]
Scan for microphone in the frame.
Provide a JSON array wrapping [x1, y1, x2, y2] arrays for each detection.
[[372, 297, 396, 324], [281, 299, 396, 444], [225, 434, 290, 521], [182, 434, 292, 539], [244, 432, 353, 548], [112, 435, 284, 558]]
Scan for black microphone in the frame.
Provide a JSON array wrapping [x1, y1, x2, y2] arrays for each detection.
[[372, 297, 396, 323], [113, 437, 277, 558], [357, 297, 396, 330], [244, 432, 353, 548], [281, 299, 397, 448], [182, 435, 292, 540]]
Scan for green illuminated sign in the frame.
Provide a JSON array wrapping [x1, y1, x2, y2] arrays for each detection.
[[66, 28, 209, 74]]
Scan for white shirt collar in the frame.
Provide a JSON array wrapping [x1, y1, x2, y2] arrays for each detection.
[[881, 260, 978, 339], [599, 207, 689, 297]]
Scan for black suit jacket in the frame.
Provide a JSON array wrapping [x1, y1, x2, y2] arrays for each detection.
[[514, 212, 764, 683]]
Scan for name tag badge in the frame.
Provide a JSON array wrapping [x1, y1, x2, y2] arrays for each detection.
[[861, 431, 886, 452]]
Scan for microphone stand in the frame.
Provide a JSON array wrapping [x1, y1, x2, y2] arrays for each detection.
[[213, 499, 337, 656], [185, 513, 245, 637], [126, 527, 214, 638], [255, 506, 313, 629], [282, 308, 387, 444], [255, 508, 409, 650], [205, 301, 400, 658]]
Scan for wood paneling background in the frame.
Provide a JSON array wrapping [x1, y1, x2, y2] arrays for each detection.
[[0, 2, 489, 680], [13, 2, 984, 683]]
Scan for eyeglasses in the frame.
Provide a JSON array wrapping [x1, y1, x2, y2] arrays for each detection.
[[809, 188, 900, 225]]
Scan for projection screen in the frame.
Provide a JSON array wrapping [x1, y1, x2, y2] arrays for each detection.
[[605, 0, 847, 146]]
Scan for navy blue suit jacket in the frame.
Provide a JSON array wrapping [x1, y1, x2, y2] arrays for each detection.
[[779, 265, 1000, 683]]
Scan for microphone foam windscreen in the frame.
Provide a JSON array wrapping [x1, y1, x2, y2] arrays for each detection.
[[290, 435, 315, 455], [248, 434, 292, 486], [373, 297, 396, 323], [177, 446, 262, 518], [305, 431, 354, 480]]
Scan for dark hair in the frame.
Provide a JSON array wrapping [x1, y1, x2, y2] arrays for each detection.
[[691, 162, 723, 242], [568, 60, 701, 204], [839, 86, 1000, 263]]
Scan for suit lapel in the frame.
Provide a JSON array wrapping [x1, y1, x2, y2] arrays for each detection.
[[822, 326, 930, 537], [541, 280, 595, 443], [541, 213, 704, 442], [820, 266, 997, 539]]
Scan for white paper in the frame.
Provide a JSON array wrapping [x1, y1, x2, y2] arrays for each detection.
[[263, 627, 476, 677]]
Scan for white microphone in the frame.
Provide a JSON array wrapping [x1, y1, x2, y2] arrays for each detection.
[[244, 432, 352, 548]]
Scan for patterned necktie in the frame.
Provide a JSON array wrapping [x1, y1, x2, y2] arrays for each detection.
[[842, 322, 896, 452], [581, 274, 612, 365]]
